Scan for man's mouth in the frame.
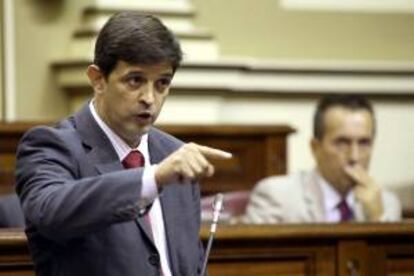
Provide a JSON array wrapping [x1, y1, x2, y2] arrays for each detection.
[[138, 112, 151, 119], [135, 112, 153, 123]]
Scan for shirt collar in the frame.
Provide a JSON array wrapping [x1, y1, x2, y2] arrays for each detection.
[[89, 100, 150, 165], [316, 170, 355, 214]]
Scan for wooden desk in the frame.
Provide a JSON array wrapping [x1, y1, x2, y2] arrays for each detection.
[[0, 223, 414, 275], [0, 230, 33, 276], [200, 223, 414, 276]]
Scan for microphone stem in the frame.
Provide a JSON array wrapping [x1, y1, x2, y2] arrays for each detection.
[[200, 232, 214, 276], [200, 193, 223, 276]]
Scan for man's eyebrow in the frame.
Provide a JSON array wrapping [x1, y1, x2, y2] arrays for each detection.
[[334, 136, 351, 142], [124, 71, 143, 76], [160, 72, 173, 77], [359, 137, 372, 142], [125, 70, 173, 75]]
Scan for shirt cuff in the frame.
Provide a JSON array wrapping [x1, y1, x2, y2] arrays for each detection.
[[141, 165, 159, 201]]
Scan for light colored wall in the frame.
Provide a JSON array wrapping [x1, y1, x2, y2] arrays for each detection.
[[14, 0, 91, 121], [192, 0, 414, 61], [0, 0, 3, 120], [14, 0, 414, 121], [371, 99, 414, 188]]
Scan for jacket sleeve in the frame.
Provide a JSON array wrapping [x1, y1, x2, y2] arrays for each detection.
[[241, 178, 284, 224], [15, 126, 144, 243], [379, 189, 402, 222]]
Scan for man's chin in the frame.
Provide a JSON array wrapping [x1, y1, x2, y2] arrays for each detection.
[[341, 180, 355, 194], [127, 127, 149, 138], [136, 123, 155, 136], [138, 124, 151, 134], [122, 124, 151, 142], [331, 178, 354, 196]]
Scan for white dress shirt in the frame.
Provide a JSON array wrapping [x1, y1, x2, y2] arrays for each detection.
[[90, 101, 172, 276], [317, 173, 355, 223]]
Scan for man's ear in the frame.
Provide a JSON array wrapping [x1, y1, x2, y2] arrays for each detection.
[[310, 138, 320, 158], [86, 65, 106, 94]]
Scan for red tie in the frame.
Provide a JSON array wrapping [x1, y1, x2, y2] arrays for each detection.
[[338, 199, 354, 222], [122, 150, 145, 169]]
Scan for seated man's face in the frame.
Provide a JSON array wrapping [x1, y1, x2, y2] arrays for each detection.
[[93, 60, 173, 147], [311, 106, 375, 195]]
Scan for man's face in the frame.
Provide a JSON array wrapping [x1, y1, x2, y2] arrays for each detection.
[[311, 106, 375, 195], [90, 61, 173, 147]]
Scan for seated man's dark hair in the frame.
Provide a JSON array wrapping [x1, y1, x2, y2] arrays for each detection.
[[313, 94, 375, 140], [93, 12, 183, 77]]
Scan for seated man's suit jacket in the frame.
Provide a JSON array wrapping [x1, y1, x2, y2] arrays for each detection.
[[15, 104, 204, 276], [242, 170, 401, 224], [0, 194, 25, 227]]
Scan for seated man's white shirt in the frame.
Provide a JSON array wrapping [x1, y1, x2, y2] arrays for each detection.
[[317, 173, 355, 222]]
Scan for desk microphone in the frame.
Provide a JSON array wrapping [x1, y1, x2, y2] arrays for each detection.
[[200, 193, 224, 276]]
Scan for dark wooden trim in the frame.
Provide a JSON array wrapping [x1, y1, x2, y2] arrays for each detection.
[[0, 230, 27, 246], [158, 124, 295, 136], [0, 122, 294, 136], [200, 223, 414, 240]]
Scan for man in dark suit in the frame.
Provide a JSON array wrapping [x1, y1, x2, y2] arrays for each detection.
[[15, 12, 231, 276]]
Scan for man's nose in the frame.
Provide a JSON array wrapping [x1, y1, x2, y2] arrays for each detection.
[[348, 143, 360, 166], [140, 84, 155, 105]]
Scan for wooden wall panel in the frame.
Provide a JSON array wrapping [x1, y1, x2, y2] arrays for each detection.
[[0, 123, 294, 195]]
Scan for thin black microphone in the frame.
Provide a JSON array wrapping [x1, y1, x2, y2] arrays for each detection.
[[200, 193, 224, 276]]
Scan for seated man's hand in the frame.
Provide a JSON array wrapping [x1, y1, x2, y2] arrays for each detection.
[[345, 164, 384, 221], [155, 143, 232, 187]]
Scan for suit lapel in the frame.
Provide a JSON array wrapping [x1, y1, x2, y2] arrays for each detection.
[[74, 103, 156, 243], [303, 170, 325, 222], [74, 103, 121, 175]]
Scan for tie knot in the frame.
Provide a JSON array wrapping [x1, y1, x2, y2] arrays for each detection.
[[122, 150, 145, 169], [337, 199, 354, 222]]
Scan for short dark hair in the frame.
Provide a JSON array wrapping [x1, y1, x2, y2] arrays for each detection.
[[313, 94, 376, 140], [93, 12, 183, 77]]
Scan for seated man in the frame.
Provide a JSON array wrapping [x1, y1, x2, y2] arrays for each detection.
[[243, 94, 401, 223]]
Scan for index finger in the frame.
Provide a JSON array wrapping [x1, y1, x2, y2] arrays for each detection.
[[196, 145, 233, 160], [344, 165, 369, 187]]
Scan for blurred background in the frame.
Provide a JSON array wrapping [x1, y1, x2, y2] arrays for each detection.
[[1, 0, 414, 206]]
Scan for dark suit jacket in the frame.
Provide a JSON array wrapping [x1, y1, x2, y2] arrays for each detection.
[[0, 194, 25, 227], [15, 104, 204, 276]]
